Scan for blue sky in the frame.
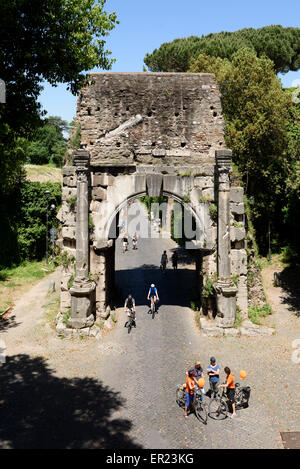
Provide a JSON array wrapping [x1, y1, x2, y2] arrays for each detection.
[[39, 0, 300, 125]]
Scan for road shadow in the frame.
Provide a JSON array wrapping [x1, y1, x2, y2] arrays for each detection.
[[0, 313, 20, 332], [277, 265, 300, 317], [0, 354, 142, 449], [115, 265, 198, 309]]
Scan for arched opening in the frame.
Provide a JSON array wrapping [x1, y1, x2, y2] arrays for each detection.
[[93, 192, 206, 316]]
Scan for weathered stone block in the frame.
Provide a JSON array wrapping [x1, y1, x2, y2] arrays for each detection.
[[236, 275, 248, 316], [134, 173, 146, 193], [224, 328, 239, 337], [60, 290, 71, 312], [92, 174, 114, 186], [62, 227, 76, 240], [56, 321, 66, 336], [240, 321, 274, 336], [202, 326, 224, 337], [152, 149, 166, 157], [231, 249, 247, 275], [231, 227, 246, 242], [62, 187, 77, 201], [92, 187, 107, 201], [163, 175, 178, 194], [202, 187, 214, 201], [90, 200, 101, 212], [146, 174, 163, 197], [63, 175, 77, 187], [63, 166, 76, 177], [230, 187, 244, 203], [230, 202, 245, 215], [194, 177, 214, 189]]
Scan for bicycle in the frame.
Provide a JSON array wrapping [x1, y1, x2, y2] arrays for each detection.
[[176, 384, 208, 425], [150, 297, 158, 319], [208, 381, 250, 419], [125, 309, 135, 334], [233, 382, 251, 410], [208, 387, 228, 420]]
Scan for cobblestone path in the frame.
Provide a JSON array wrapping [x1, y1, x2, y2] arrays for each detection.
[[95, 230, 299, 449], [1, 208, 299, 448]]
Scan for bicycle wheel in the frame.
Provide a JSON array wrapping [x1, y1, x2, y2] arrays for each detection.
[[208, 398, 228, 420], [127, 320, 132, 334], [176, 387, 186, 408], [234, 388, 244, 409], [194, 400, 208, 425]]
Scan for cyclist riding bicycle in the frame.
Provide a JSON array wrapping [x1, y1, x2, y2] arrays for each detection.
[[147, 283, 159, 311], [124, 294, 136, 327], [132, 232, 138, 250]]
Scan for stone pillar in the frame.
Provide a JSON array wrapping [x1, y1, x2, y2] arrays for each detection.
[[69, 150, 95, 329], [91, 239, 114, 317], [163, 197, 173, 237], [215, 150, 237, 327]]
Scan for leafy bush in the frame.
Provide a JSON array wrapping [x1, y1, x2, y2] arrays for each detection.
[[209, 203, 218, 221], [248, 304, 273, 325], [234, 305, 243, 328], [67, 195, 77, 211], [54, 251, 75, 269], [202, 278, 215, 298]]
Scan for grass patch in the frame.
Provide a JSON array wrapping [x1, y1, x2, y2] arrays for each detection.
[[248, 304, 273, 325], [110, 312, 117, 324], [195, 310, 202, 330], [25, 164, 62, 183], [234, 306, 243, 328], [190, 300, 200, 311], [63, 308, 71, 326], [0, 260, 56, 313], [44, 294, 60, 329]]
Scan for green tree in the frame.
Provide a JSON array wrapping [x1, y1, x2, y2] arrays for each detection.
[[0, 1, 118, 267], [189, 49, 294, 253], [26, 116, 69, 166], [144, 25, 300, 73], [0, 0, 118, 195]]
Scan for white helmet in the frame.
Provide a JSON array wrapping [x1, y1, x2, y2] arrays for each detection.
[[151, 284, 155, 288]]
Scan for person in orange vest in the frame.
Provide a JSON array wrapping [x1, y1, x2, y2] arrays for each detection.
[[219, 366, 237, 418], [184, 369, 197, 418]]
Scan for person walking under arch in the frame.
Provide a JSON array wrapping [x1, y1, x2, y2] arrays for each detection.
[[171, 251, 178, 270], [160, 250, 168, 272]]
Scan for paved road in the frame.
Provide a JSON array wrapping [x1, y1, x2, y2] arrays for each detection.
[[2, 204, 298, 448], [95, 208, 289, 449]]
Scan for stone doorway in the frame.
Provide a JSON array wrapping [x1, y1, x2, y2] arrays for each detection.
[[59, 72, 248, 332]]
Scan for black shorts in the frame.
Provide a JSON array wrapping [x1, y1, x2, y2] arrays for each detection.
[[227, 388, 235, 403]]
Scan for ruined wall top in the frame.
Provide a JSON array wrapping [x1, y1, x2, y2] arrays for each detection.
[[77, 72, 226, 167]]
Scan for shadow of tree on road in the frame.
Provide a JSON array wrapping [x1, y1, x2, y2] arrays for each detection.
[[0, 314, 20, 332], [115, 266, 197, 309], [278, 266, 300, 317], [0, 354, 142, 449]]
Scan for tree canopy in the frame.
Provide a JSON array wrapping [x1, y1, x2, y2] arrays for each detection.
[[26, 116, 69, 167], [0, 0, 118, 195], [190, 48, 300, 257], [144, 25, 300, 74], [0, 0, 118, 267]]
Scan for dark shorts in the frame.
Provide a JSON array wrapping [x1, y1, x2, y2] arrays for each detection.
[[227, 388, 235, 403]]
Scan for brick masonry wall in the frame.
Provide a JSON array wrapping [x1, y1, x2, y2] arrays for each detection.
[[78, 72, 225, 166]]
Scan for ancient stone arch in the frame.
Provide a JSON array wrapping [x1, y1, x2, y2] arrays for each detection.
[[60, 73, 247, 333]]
